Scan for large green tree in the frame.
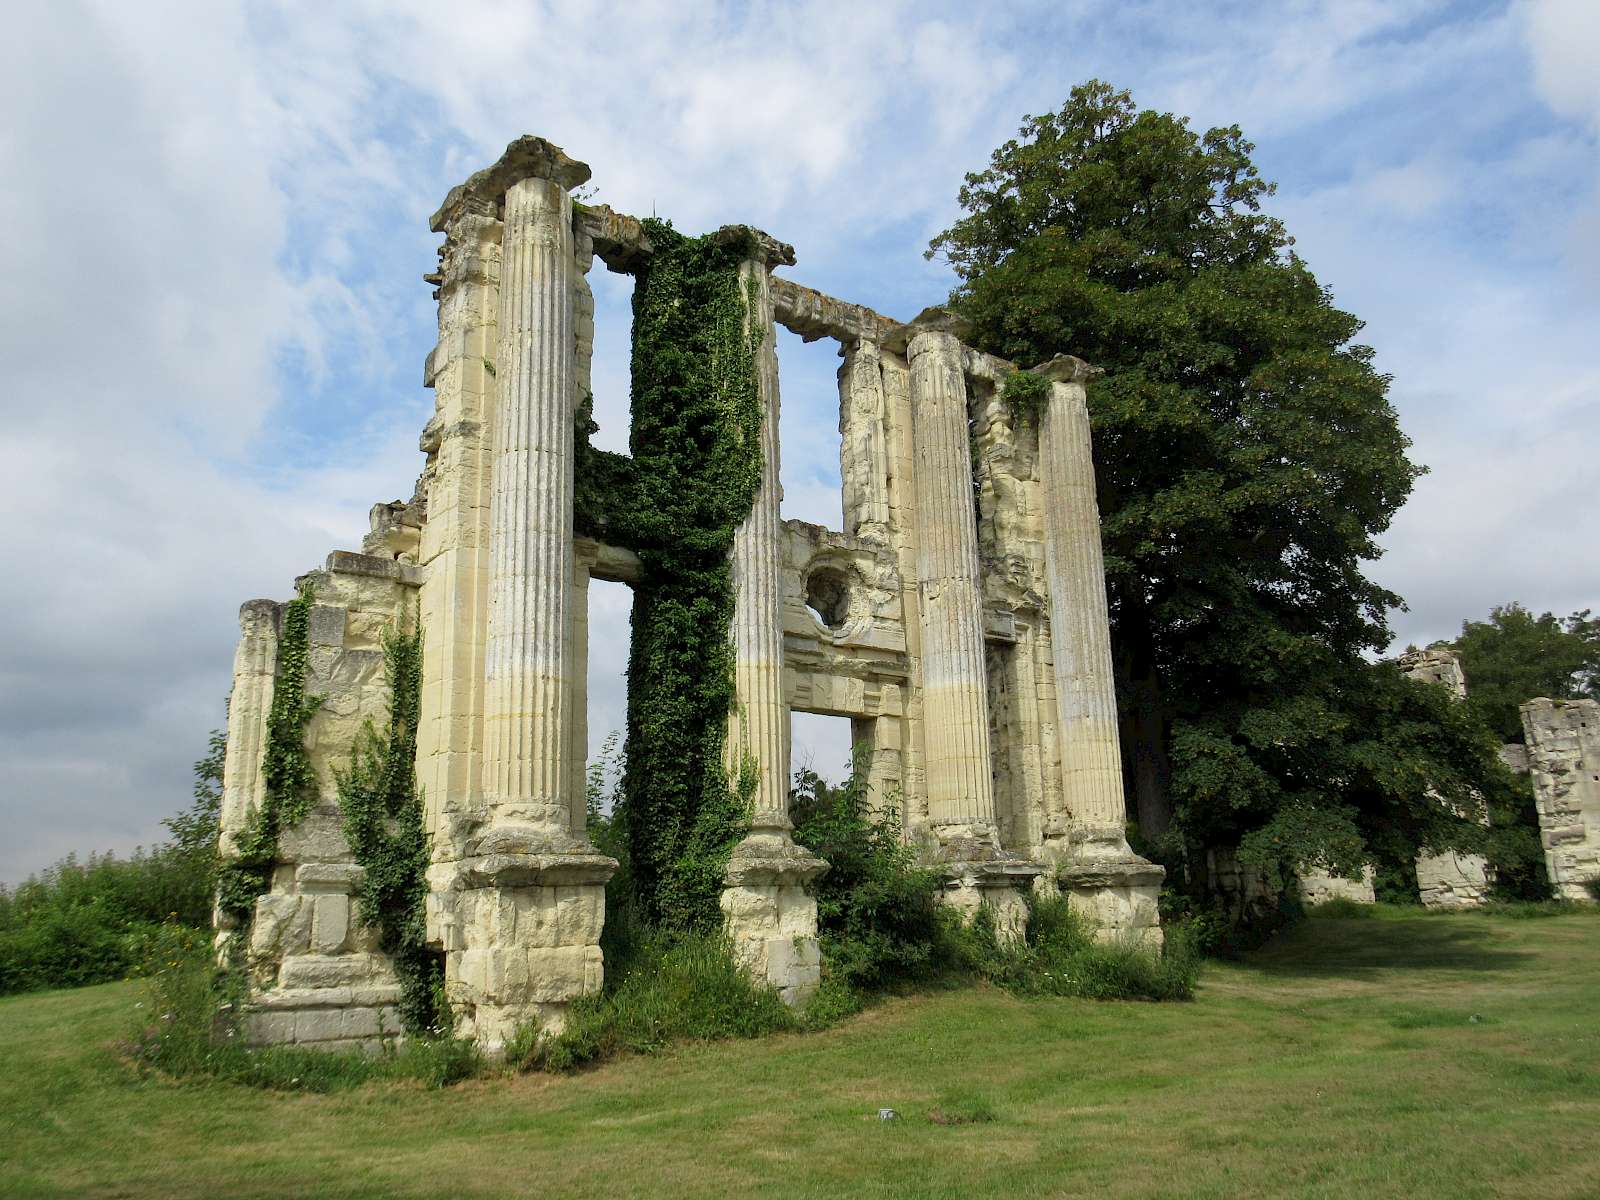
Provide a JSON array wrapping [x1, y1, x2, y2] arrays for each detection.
[[930, 81, 1511, 885], [1448, 604, 1600, 742]]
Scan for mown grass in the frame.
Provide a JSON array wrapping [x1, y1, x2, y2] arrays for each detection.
[[2, 904, 1598, 1199]]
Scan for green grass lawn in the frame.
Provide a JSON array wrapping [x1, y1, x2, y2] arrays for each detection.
[[2, 906, 1597, 1199]]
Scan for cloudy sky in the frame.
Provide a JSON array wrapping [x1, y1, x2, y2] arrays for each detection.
[[2, 0, 1596, 884]]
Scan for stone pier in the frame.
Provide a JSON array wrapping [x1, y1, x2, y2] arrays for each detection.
[[1401, 648, 1492, 907], [1035, 356, 1163, 946]]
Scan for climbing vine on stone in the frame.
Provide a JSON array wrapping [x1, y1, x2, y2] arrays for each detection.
[[335, 620, 440, 1034], [573, 219, 765, 931], [216, 583, 324, 927], [1000, 368, 1049, 424]]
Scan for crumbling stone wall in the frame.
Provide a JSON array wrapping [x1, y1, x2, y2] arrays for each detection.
[[215, 134, 1158, 1053], [1520, 697, 1600, 901], [219, 552, 419, 1050]]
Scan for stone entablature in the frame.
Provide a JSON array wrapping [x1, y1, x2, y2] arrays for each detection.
[[215, 134, 1161, 1053]]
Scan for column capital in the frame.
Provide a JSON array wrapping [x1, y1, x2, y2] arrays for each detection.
[[884, 305, 972, 355], [1028, 353, 1104, 385], [431, 135, 591, 232]]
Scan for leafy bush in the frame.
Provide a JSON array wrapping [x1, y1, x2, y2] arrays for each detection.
[[0, 729, 222, 996], [950, 895, 1201, 1002], [790, 763, 947, 993]]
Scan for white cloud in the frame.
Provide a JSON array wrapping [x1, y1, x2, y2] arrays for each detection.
[[3, 0, 1599, 880]]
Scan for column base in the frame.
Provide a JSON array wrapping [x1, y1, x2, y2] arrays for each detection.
[[438, 834, 617, 1055], [1057, 846, 1165, 950], [721, 827, 828, 1007], [940, 859, 1044, 946]]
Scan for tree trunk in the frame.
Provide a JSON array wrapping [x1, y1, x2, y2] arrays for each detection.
[[1111, 580, 1173, 845]]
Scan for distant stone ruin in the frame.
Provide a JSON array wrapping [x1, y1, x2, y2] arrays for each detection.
[[1295, 647, 1492, 909], [1512, 698, 1600, 901], [214, 136, 1162, 1053], [1399, 648, 1492, 908]]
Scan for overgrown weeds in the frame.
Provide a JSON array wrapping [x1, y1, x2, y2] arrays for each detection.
[[125, 923, 479, 1091], [509, 925, 795, 1072]]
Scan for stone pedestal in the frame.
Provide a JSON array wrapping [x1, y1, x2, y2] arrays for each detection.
[[1035, 356, 1164, 946], [721, 831, 827, 1006], [441, 845, 614, 1050], [942, 860, 1042, 946]]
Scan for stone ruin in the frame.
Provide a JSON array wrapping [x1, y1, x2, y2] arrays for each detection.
[[1509, 698, 1600, 901], [1296, 647, 1491, 908], [1297, 647, 1600, 910], [214, 136, 1164, 1053]]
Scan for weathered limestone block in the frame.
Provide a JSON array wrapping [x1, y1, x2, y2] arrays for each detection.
[[1414, 851, 1491, 908], [1521, 697, 1600, 901], [721, 841, 828, 1006], [1298, 866, 1376, 906], [940, 863, 1036, 947]]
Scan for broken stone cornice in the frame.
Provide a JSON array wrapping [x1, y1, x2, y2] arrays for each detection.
[[881, 305, 973, 354], [1029, 353, 1104, 385], [710, 224, 797, 269], [429, 135, 591, 233]]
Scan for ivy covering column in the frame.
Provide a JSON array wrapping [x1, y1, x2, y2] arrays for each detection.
[[1035, 354, 1163, 947]]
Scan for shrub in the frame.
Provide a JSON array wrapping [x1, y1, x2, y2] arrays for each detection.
[[790, 762, 947, 993], [0, 731, 222, 996]]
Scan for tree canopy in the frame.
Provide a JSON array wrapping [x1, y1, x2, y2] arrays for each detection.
[[1447, 604, 1600, 742], [930, 81, 1513, 887]]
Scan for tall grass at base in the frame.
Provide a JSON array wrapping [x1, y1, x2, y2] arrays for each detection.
[[126, 923, 479, 1091], [952, 895, 1201, 1002], [514, 927, 795, 1072]]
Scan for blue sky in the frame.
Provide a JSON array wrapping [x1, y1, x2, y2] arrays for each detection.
[[2, 0, 1596, 883]]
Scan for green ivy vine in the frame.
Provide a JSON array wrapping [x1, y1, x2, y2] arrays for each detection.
[[573, 219, 765, 931], [334, 619, 440, 1034], [216, 583, 324, 926]]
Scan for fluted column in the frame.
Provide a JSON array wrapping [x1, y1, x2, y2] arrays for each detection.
[[1037, 356, 1132, 859], [724, 257, 791, 831], [908, 325, 997, 843], [482, 172, 578, 840], [721, 242, 825, 1007]]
